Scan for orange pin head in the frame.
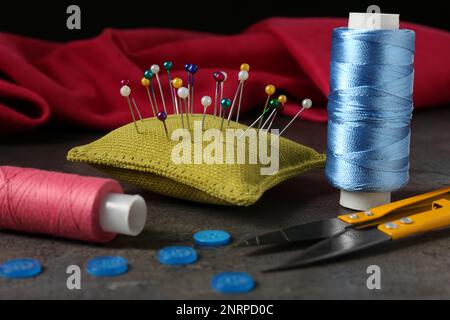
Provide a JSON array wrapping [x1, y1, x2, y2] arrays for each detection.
[[277, 95, 287, 104], [172, 78, 183, 89], [240, 63, 250, 72], [141, 77, 150, 87], [265, 85, 276, 96]]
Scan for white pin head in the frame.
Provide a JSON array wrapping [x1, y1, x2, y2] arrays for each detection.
[[302, 98, 313, 109], [177, 87, 189, 99], [201, 96, 212, 108], [150, 64, 160, 74], [221, 71, 228, 81], [120, 85, 131, 97], [238, 70, 249, 81]]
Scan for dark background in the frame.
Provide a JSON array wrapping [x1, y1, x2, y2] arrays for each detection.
[[0, 0, 448, 41]]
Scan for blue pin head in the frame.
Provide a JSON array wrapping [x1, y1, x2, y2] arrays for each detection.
[[189, 64, 199, 74], [184, 63, 192, 72]]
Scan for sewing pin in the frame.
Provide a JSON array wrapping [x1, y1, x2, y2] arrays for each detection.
[[171, 77, 183, 115], [151, 64, 167, 114], [190, 64, 198, 113], [234, 64, 249, 124], [144, 69, 159, 113], [260, 99, 280, 130], [185, 64, 198, 114], [121, 80, 143, 121], [271, 98, 312, 145], [266, 95, 287, 131], [258, 84, 276, 129], [120, 82, 141, 134], [172, 78, 184, 128], [218, 71, 227, 118], [213, 71, 226, 118], [220, 98, 232, 131], [184, 64, 192, 114], [227, 64, 249, 125], [163, 61, 176, 114], [157, 111, 169, 139], [201, 96, 212, 131], [177, 86, 191, 130], [141, 77, 157, 117]]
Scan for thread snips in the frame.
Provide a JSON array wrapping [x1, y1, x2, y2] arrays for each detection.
[[236, 187, 450, 272]]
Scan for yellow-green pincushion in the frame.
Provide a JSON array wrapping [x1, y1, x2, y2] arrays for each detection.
[[67, 114, 325, 206]]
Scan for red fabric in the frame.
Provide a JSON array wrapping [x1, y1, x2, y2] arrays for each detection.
[[0, 18, 449, 134]]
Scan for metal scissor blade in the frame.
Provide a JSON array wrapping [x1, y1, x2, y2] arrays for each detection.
[[264, 228, 391, 272], [235, 218, 350, 247]]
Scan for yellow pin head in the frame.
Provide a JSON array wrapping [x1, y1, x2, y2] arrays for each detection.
[[141, 77, 150, 87], [265, 85, 276, 96], [240, 63, 250, 72], [172, 78, 183, 89], [277, 95, 287, 104]]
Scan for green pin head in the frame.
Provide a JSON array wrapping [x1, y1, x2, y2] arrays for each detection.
[[269, 99, 280, 109], [220, 98, 232, 110], [144, 70, 154, 79], [163, 61, 173, 71]]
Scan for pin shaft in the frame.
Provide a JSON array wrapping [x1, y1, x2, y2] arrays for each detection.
[[271, 108, 305, 145], [218, 82, 224, 118], [187, 82, 191, 114], [261, 109, 276, 130], [201, 109, 207, 131], [126, 97, 141, 134], [220, 114, 226, 131], [227, 81, 243, 125], [146, 87, 157, 117], [162, 122, 169, 139], [267, 111, 278, 131], [150, 81, 159, 112], [167, 71, 176, 114], [238, 108, 271, 139], [131, 97, 143, 121], [173, 88, 180, 115], [155, 73, 167, 114], [257, 96, 271, 129], [235, 81, 245, 124], [213, 83, 219, 118], [178, 96, 185, 129], [183, 99, 191, 130]]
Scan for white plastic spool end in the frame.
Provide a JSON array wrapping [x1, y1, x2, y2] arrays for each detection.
[[348, 13, 399, 30], [339, 190, 391, 211], [338, 12, 400, 211], [100, 193, 147, 236]]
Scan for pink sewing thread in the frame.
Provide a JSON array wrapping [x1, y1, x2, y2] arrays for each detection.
[[0, 166, 122, 243]]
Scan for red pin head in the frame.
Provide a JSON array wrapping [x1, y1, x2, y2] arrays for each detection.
[[213, 72, 225, 83]]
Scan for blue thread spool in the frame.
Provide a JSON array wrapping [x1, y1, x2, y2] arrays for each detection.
[[326, 12, 415, 210]]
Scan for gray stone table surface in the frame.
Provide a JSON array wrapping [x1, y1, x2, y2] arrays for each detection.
[[0, 108, 449, 299]]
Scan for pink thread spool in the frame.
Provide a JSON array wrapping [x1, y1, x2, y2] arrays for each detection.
[[0, 166, 147, 243]]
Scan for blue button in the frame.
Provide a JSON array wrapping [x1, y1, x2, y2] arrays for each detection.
[[87, 256, 128, 277], [194, 230, 231, 247], [211, 272, 255, 294], [157, 246, 197, 265], [0, 258, 42, 279]]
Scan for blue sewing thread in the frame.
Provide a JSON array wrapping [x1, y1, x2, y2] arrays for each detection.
[[325, 28, 415, 192]]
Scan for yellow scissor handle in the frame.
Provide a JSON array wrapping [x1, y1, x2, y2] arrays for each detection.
[[378, 198, 450, 240], [338, 187, 450, 225]]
